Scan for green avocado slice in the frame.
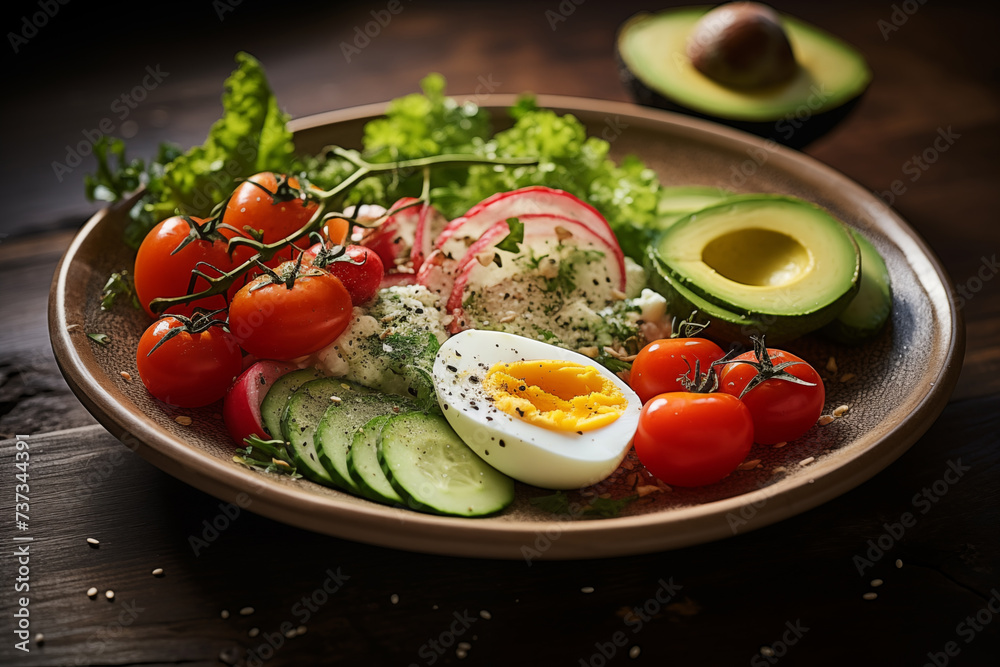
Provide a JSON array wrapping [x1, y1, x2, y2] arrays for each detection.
[[617, 7, 871, 122], [823, 230, 892, 344], [650, 195, 860, 343]]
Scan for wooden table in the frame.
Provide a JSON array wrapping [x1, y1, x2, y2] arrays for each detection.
[[2, 1, 998, 664]]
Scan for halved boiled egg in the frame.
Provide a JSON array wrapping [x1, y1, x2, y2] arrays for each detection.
[[432, 330, 641, 489]]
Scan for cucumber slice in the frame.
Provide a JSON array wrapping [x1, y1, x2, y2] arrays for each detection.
[[378, 412, 514, 517], [281, 379, 373, 485], [260, 368, 324, 439], [316, 394, 413, 493], [347, 415, 405, 505]]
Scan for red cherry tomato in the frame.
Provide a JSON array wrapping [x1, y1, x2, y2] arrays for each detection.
[[718, 345, 825, 445], [133, 216, 254, 318], [629, 337, 726, 403], [303, 243, 384, 305], [136, 316, 243, 408], [224, 172, 319, 268], [228, 261, 352, 360], [633, 391, 754, 487]]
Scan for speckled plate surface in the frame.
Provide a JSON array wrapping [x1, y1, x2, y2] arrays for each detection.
[[49, 96, 964, 559]]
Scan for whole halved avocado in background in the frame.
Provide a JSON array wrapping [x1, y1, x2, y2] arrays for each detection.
[[617, 3, 872, 148]]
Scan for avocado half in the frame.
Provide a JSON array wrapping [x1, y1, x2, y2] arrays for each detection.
[[617, 6, 872, 148], [648, 194, 861, 344]]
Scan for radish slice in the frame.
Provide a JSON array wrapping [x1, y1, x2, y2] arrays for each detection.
[[410, 202, 448, 273], [359, 197, 422, 271], [436, 186, 619, 261], [379, 272, 418, 289], [223, 361, 301, 445], [447, 216, 626, 334]]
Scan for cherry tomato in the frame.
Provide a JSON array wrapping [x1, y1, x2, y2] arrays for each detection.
[[717, 343, 824, 445], [229, 261, 352, 360], [133, 216, 254, 318], [224, 172, 319, 267], [630, 337, 726, 403], [303, 243, 384, 305], [136, 316, 243, 408], [633, 391, 754, 487]]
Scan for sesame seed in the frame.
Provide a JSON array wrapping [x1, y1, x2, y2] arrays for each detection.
[[239, 606, 255, 616], [458, 642, 472, 651], [895, 559, 903, 568], [152, 568, 164, 577], [581, 586, 595, 594], [737, 459, 761, 471], [772, 466, 787, 474], [833, 404, 850, 417], [87, 587, 98, 597], [799, 457, 816, 466], [105, 590, 115, 600], [86, 537, 100, 546], [248, 628, 260, 638], [432, 605, 439, 610], [120, 371, 132, 382], [219, 647, 239, 665], [284, 628, 298, 638], [297, 625, 307, 635], [840, 373, 856, 383], [761, 647, 775, 657], [220, 609, 230, 619], [826, 357, 838, 374], [390, 594, 399, 604], [456, 649, 468, 659], [175, 415, 193, 426], [871, 579, 884, 587], [817, 415, 835, 426], [330, 395, 342, 403], [629, 646, 641, 659], [35, 633, 44, 645], [772, 441, 787, 448], [862, 592, 878, 600], [479, 610, 492, 620]]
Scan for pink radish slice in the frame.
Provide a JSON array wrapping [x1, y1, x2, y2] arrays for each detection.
[[435, 186, 619, 262], [379, 272, 418, 289], [410, 202, 448, 273], [446, 216, 626, 332], [223, 361, 301, 446], [359, 197, 421, 271]]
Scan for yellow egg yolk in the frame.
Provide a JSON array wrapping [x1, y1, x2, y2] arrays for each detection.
[[481, 360, 627, 433]]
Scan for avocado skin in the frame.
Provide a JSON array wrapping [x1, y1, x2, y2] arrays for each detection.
[[822, 230, 893, 344], [616, 49, 865, 150], [646, 251, 854, 345]]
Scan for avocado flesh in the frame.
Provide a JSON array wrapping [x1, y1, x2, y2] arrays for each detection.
[[617, 7, 871, 147], [652, 195, 860, 342], [823, 230, 892, 344]]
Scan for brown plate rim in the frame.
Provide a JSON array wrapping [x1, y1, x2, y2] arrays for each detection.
[[49, 95, 965, 559]]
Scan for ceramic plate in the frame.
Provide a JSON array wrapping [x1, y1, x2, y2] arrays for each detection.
[[49, 96, 964, 559]]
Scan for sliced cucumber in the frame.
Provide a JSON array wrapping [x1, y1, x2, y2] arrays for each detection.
[[281, 378, 373, 485], [347, 415, 405, 505], [260, 368, 324, 439], [316, 393, 413, 493], [378, 412, 514, 517]]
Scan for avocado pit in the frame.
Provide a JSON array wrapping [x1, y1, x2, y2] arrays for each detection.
[[686, 2, 797, 89]]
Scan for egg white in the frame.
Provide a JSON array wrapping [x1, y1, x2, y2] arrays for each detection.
[[432, 330, 641, 490]]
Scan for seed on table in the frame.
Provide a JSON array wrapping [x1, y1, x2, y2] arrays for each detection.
[[581, 586, 595, 594], [458, 642, 472, 651], [390, 594, 399, 604], [761, 646, 775, 657], [219, 647, 239, 665], [87, 587, 98, 598], [737, 459, 761, 471], [296, 625, 307, 635], [862, 592, 878, 600], [35, 633, 44, 645], [248, 628, 259, 638], [105, 590, 115, 600], [175, 415, 192, 426], [817, 415, 835, 426], [833, 404, 850, 417], [239, 606, 254, 616], [871, 579, 884, 587], [799, 457, 816, 466], [629, 646, 641, 659], [220, 609, 230, 619], [479, 610, 492, 620], [86, 537, 99, 547], [120, 371, 132, 382], [896, 559, 904, 568], [151, 568, 164, 577], [772, 441, 787, 448]]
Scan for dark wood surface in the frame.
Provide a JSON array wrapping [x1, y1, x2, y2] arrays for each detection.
[[2, 1, 998, 664]]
